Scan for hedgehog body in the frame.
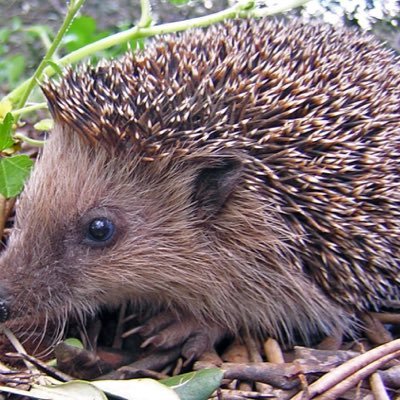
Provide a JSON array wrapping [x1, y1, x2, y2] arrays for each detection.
[[0, 18, 399, 348]]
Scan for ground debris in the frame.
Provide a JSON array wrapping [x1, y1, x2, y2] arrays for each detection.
[[0, 310, 399, 399]]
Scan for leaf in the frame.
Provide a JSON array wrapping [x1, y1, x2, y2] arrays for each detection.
[[0, 101, 12, 120], [93, 378, 180, 400], [63, 15, 97, 52], [0, 155, 33, 198], [0, 381, 107, 400], [0, 113, 14, 151], [64, 337, 84, 349], [31, 381, 108, 400], [162, 368, 224, 400], [34, 118, 53, 131]]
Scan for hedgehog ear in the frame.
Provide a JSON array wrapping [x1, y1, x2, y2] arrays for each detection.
[[192, 156, 243, 219]]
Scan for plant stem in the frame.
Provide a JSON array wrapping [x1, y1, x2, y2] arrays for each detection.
[[12, 102, 47, 116], [14, 133, 45, 147], [139, 0, 152, 28], [14, 0, 86, 115], [1, 327, 37, 372]]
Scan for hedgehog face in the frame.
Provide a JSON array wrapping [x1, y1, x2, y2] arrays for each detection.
[[0, 125, 246, 325], [0, 123, 347, 342]]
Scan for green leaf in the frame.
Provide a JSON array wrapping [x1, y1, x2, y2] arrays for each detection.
[[162, 368, 224, 400], [0, 155, 33, 198], [0, 113, 15, 151], [63, 15, 97, 52], [93, 378, 180, 400], [63, 337, 84, 349], [34, 118, 53, 131]]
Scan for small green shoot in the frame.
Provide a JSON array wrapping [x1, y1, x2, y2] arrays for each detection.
[[33, 118, 53, 131]]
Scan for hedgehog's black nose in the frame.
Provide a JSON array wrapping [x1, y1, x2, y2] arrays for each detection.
[[0, 285, 10, 322]]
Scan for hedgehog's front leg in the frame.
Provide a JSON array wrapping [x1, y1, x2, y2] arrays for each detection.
[[132, 312, 226, 362]]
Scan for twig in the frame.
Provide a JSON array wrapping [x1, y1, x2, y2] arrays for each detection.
[[214, 388, 275, 399], [290, 339, 400, 400], [369, 372, 390, 400], [264, 338, 285, 364], [312, 351, 400, 400], [222, 362, 300, 390], [6, 352, 73, 383]]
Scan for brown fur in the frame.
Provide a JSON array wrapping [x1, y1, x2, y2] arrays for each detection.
[[0, 18, 399, 345], [1, 126, 347, 341]]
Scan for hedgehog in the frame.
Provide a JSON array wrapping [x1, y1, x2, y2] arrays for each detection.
[[0, 17, 399, 359]]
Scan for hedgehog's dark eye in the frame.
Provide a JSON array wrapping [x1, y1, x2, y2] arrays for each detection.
[[86, 218, 115, 243]]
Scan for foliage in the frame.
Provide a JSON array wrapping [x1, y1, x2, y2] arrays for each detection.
[[0, 112, 33, 198]]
